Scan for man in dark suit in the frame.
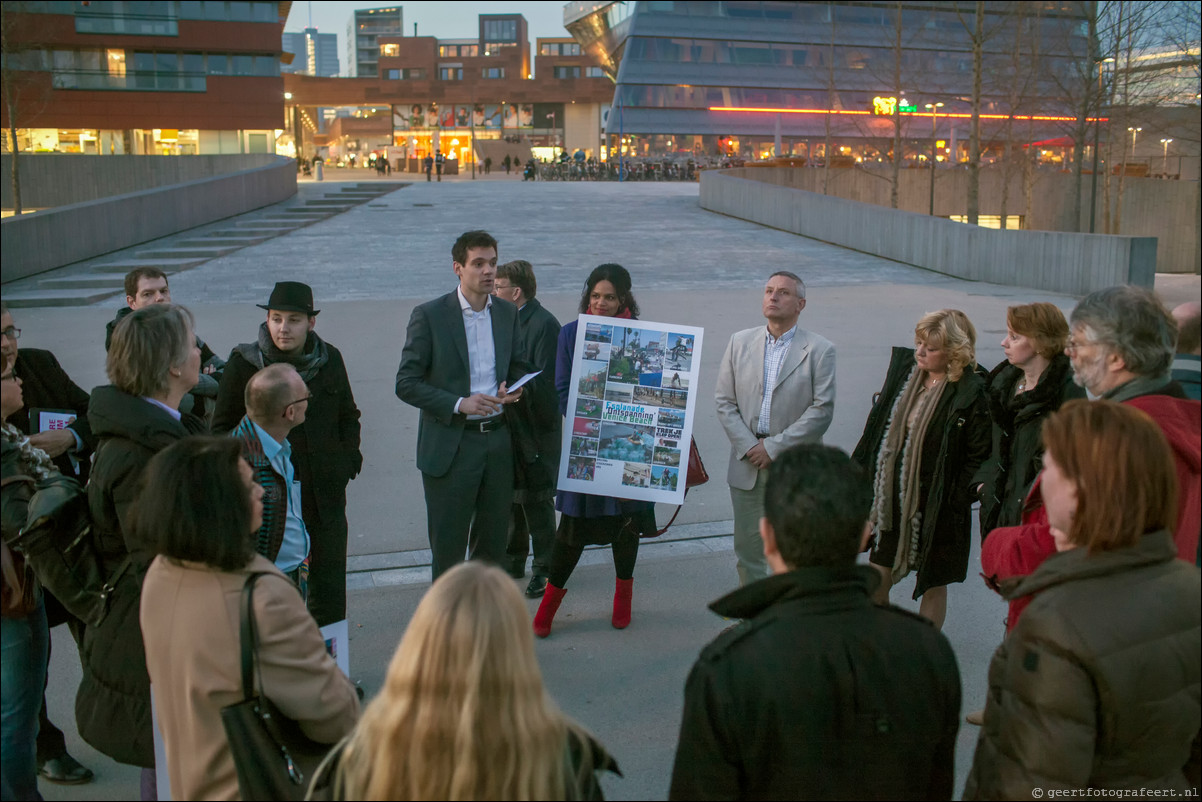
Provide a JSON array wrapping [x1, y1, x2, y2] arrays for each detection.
[[212, 283, 362, 626], [493, 260, 561, 597], [0, 303, 95, 786], [396, 231, 533, 582]]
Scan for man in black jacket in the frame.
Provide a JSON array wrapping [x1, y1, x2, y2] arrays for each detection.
[[212, 283, 362, 626], [0, 303, 95, 785], [669, 445, 961, 801], [493, 260, 561, 597]]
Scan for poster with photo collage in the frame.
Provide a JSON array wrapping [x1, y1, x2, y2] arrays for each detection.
[[558, 315, 703, 505]]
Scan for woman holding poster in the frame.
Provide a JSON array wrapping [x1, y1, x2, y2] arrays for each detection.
[[533, 264, 656, 638]]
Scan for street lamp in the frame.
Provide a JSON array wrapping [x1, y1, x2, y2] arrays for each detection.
[[1089, 56, 1114, 233], [925, 102, 944, 216], [1160, 138, 1173, 175], [1127, 126, 1141, 153]]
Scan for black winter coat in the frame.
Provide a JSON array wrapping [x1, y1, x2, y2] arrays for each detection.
[[973, 354, 1084, 536], [508, 298, 562, 498], [211, 341, 362, 525], [852, 347, 991, 598], [11, 348, 94, 482], [77, 385, 205, 768], [669, 566, 961, 800]]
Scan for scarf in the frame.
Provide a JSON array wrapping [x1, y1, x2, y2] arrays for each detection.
[[235, 323, 330, 382], [869, 367, 947, 582], [590, 305, 634, 319], [0, 422, 58, 481]]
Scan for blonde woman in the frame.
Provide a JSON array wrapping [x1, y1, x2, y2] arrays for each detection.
[[851, 310, 991, 629], [322, 562, 619, 800]]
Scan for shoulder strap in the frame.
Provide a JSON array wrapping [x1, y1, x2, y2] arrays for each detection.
[[238, 572, 272, 700], [0, 474, 36, 489]]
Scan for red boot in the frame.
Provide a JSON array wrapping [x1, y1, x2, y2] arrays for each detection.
[[612, 577, 633, 629], [533, 582, 567, 638]]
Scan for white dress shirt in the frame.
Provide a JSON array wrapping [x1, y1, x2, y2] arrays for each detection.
[[757, 324, 797, 436], [454, 285, 499, 419]]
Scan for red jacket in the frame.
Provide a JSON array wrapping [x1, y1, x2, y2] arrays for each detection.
[[982, 393, 1201, 631]]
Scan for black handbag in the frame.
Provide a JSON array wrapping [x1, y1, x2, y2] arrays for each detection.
[[220, 572, 332, 801]]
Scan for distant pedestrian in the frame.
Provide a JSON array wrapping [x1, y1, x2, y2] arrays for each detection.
[[424, 154, 433, 182], [503, 154, 512, 174], [669, 445, 961, 800], [484, 156, 492, 174], [435, 150, 444, 182]]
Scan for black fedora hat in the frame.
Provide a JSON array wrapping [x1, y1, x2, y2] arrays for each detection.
[[257, 281, 320, 316]]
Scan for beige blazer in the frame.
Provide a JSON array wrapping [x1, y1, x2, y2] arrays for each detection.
[[141, 554, 359, 801], [715, 325, 837, 490]]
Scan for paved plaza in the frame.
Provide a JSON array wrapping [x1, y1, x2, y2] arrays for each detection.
[[14, 175, 1198, 800]]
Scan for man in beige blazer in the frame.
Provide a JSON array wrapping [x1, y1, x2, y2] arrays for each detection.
[[715, 271, 836, 585]]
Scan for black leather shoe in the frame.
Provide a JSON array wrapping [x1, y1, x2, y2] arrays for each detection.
[[525, 575, 548, 598], [38, 753, 94, 785]]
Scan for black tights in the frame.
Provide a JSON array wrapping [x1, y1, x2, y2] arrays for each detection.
[[548, 532, 639, 588]]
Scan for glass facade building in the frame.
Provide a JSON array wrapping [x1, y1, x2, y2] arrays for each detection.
[[566, 1, 1093, 164], [283, 28, 340, 77]]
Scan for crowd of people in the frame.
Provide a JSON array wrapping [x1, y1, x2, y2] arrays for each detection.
[[1, 238, 1200, 800]]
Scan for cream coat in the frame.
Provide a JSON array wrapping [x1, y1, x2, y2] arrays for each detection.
[[715, 326, 837, 490], [141, 554, 359, 801]]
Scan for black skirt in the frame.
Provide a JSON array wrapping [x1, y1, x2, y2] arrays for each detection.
[[556, 508, 659, 547]]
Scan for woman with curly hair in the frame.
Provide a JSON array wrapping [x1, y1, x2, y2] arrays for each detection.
[[851, 309, 991, 629], [326, 562, 618, 800], [533, 264, 657, 638]]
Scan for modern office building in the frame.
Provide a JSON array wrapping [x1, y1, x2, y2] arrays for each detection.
[[283, 13, 613, 170], [565, 1, 1094, 164], [1, 0, 288, 155], [348, 6, 402, 78], [283, 27, 340, 77]]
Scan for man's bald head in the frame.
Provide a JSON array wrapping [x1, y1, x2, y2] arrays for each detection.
[[1172, 302, 1201, 355], [244, 363, 305, 425]]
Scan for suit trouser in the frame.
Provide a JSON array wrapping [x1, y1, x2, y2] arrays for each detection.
[[301, 484, 349, 628], [505, 496, 556, 577], [423, 426, 514, 582], [730, 470, 770, 586]]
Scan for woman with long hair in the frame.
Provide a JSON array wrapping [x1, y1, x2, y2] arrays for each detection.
[[534, 264, 657, 637], [851, 309, 991, 629], [330, 562, 617, 799], [138, 436, 359, 800], [1, 350, 51, 800], [965, 400, 1200, 797], [974, 302, 1083, 536]]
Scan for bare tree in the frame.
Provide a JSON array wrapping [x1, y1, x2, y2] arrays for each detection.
[[1, 2, 52, 215]]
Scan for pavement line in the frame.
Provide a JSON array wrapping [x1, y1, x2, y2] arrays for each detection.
[[347, 520, 736, 590]]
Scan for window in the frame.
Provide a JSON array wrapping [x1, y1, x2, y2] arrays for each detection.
[[253, 55, 277, 76], [439, 65, 463, 80], [585, 66, 605, 77], [387, 67, 425, 80], [228, 2, 252, 21], [232, 54, 253, 75], [482, 19, 517, 43], [481, 67, 505, 78], [203, 1, 226, 20], [564, 43, 581, 56], [439, 45, 457, 57], [553, 66, 581, 79], [380, 43, 399, 57], [540, 43, 555, 56], [251, 2, 275, 22], [207, 53, 230, 74], [75, 0, 178, 36], [461, 45, 479, 57]]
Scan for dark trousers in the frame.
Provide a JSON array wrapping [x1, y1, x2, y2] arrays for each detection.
[[36, 591, 82, 763], [548, 530, 639, 588], [422, 427, 513, 581], [301, 485, 349, 628], [505, 496, 556, 577]]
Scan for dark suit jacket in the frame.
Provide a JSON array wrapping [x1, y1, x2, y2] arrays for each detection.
[[395, 290, 531, 478], [511, 299, 562, 492], [12, 348, 94, 481]]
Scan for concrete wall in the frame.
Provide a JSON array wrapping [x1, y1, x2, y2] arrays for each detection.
[[701, 170, 1156, 296], [1, 153, 283, 210], [732, 165, 1199, 275], [1, 157, 296, 282]]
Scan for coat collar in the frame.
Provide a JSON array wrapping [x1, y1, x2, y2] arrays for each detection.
[[1006, 529, 1177, 601], [709, 564, 880, 620]]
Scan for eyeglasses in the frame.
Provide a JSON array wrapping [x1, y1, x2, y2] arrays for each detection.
[[286, 394, 311, 409], [1, 327, 20, 340], [1065, 337, 1093, 353]]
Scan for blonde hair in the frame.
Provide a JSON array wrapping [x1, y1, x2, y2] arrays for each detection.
[[106, 304, 194, 397], [915, 309, 977, 381], [338, 562, 580, 800]]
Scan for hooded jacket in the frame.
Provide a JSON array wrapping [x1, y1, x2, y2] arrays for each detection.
[[965, 530, 1200, 799]]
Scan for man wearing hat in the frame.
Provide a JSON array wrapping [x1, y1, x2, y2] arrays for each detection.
[[213, 282, 363, 626]]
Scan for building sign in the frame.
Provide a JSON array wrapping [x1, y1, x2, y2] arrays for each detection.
[[872, 97, 916, 115], [558, 315, 704, 505]]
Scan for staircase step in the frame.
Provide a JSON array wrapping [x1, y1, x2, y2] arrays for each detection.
[[1, 288, 123, 308], [88, 258, 208, 273], [134, 247, 237, 259], [39, 276, 126, 290]]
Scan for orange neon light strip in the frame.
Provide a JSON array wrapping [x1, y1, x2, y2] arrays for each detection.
[[708, 106, 1107, 122]]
